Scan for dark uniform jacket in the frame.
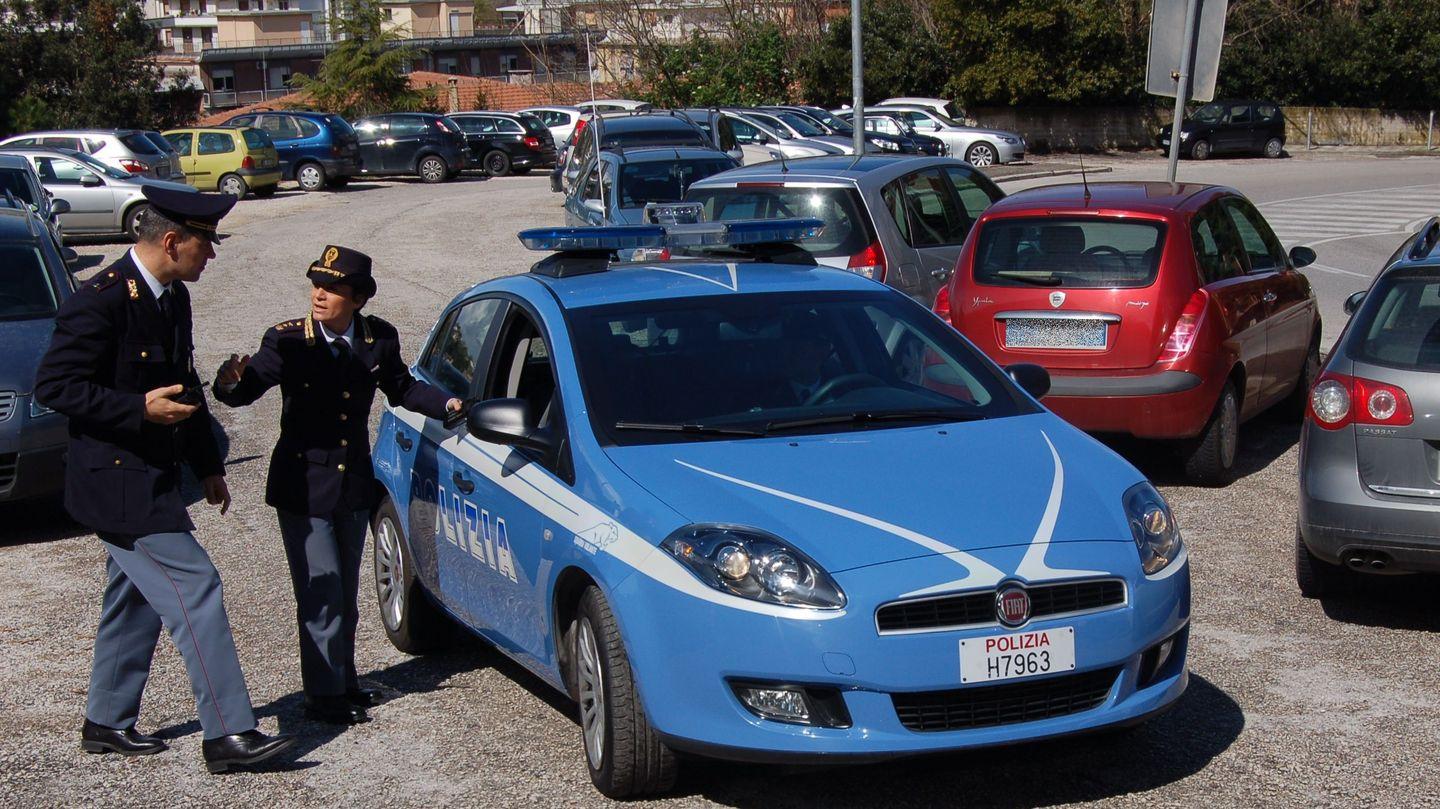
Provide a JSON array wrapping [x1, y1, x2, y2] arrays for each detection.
[[213, 312, 450, 517], [34, 253, 223, 535]]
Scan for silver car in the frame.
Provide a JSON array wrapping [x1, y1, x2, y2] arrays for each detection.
[[0, 129, 178, 180], [1297, 219, 1440, 597], [685, 155, 1004, 304], [563, 145, 738, 226], [0, 147, 195, 241], [863, 105, 1025, 167]]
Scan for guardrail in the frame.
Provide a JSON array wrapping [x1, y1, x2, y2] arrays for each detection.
[[203, 88, 299, 110]]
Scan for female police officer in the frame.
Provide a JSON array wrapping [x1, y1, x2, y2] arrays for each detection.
[[213, 245, 460, 725]]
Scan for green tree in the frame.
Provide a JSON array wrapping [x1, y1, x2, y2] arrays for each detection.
[[289, 0, 429, 119], [643, 23, 793, 108], [797, 0, 948, 109]]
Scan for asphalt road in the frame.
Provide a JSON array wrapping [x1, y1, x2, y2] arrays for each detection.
[[3, 153, 1439, 808]]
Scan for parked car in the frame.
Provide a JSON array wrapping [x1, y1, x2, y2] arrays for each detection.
[[675, 109, 839, 166], [941, 181, 1321, 483], [450, 111, 557, 176], [518, 105, 583, 146], [0, 153, 68, 250], [222, 110, 363, 191], [352, 113, 468, 183], [866, 105, 1025, 167], [0, 129, 178, 180], [768, 105, 945, 156], [879, 96, 975, 125], [556, 114, 714, 195], [161, 127, 282, 199], [686, 155, 1003, 304], [739, 108, 874, 155], [370, 219, 1189, 798], [563, 145, 737, 226], [1297, 219, 1440, 596], [839, 111, 950, 156], [139, 131, 189, 181], [0, 201, 74, 503], [0, 146, 196, 240], [1157, 100, 1287, 160], [575, 98, 653, 114]]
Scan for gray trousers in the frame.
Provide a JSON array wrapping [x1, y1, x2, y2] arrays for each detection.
[[87, 532, 257, 740], [276, 509, 369, 698]]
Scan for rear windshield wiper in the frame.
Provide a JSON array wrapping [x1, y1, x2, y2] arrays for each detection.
[[765, 409, 984, 433], [993, 271, 1063, 286], [613, 421, 767, 437]]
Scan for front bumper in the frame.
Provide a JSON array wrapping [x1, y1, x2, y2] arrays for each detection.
[[1042, 368, 1213, 440], [0, 411, 67, 502], [611, 540, 1189, 759], [997, 140, 1026, 163]]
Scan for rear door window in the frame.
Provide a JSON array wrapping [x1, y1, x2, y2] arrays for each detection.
[[1221, 197, 1286, 273], [1228, 105, 1253, 125], [975, 217, 1166, 288], [198, 132, 235, 155], [894, 169, 971, 247], [257, 114, 303, 140], [1191, 201, 1247, 284], [1351, 275, 1440, 370], [166, 132, 194, 156], [388, 116, 428, 137]]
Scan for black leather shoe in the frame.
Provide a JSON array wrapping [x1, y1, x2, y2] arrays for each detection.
[[202, 730, 295, 774], [81, 719, 168, 756], [345, 687, 383, 708], [304, 695, 370, 725]]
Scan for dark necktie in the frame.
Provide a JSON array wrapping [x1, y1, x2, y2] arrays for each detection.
[[157, 289, 176, 357], [157, 289, 173, 322], [333, 337, 351, 363]]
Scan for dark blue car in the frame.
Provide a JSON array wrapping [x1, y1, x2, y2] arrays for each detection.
[[222, 110, 362, 191]]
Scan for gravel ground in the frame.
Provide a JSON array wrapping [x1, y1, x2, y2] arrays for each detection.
[[2, 163, 1438, 808]]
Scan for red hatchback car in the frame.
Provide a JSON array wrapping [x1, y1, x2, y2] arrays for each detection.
[[937, 182, 1321, 483]]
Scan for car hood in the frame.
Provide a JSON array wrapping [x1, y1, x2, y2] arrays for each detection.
[[603, 413, 1140, 574], [0, 317, 55, 390], [131, 177, 197, 192], [957, 127, 1020, 140]]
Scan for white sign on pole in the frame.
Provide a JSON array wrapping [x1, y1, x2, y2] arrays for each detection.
[[1146, 0, 1228, 103]]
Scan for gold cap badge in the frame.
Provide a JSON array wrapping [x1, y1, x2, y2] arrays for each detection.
[[323, 246, 339, 268]]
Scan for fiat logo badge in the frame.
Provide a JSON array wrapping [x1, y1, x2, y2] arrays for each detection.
[[995, 586, 1031, 628], [1049, 291, 1066, 308]]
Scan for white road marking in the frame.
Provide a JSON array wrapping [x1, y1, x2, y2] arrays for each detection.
[[1259, 184, 1439, 247]]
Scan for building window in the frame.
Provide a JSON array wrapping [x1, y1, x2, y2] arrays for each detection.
[[469, 55, 480, 75], [278, 0, 288, 8], [212, 70, 235, 92], [237, 0, 247, 9], [439, 57, 458, 74], [501, 54, 519, 72], [382, 8, 392, 20]]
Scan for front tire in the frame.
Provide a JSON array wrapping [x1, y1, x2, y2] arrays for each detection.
[[1296, 527, 1350, 598], [296, 161, 326, 192], [1183, 380, 1238, 484], [965, 142, 997, 167], [484, 150, 512, 177], [418, 155, 448, 184], [372, 499, 451, 654], [1189, 139, 1211, 160], [575, 586, 677, 799]]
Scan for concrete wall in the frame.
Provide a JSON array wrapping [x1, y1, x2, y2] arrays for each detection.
[[1284, 106, 1438, 148]]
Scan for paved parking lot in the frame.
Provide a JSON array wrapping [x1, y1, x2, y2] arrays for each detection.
[[3, 156, 1440, 807]]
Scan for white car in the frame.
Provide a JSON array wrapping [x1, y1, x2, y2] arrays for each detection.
[[0, 129, 179, 180], [575, 99, 653, 115], [741, 109, 880, 156], [716, 110, 842, 164], [880, 97, 975, 125], [518, 105, 583, 147]]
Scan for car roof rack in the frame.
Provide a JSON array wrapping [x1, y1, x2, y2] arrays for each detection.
[[520, 218, 826, 278], [1407, 216, 1440, 261]]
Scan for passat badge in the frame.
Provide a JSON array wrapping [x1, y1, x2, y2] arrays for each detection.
[[1049, 291, 1066, 308], [995, 586, 1031, 628]]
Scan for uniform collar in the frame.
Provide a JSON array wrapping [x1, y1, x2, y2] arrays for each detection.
[[317, 318, 356, 348], [128, 247, 170, 299]]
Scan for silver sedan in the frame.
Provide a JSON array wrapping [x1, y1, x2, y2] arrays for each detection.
[[0, 146, 195, 241]]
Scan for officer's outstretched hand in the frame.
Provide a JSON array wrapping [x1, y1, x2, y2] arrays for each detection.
[[144, 384, 198, 424], [218, 353, 251, 388], [202, 475, 232, 515]]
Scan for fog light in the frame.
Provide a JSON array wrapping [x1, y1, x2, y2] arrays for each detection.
[[735, 686, 810, 723]]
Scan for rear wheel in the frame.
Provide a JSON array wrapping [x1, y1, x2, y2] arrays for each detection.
[[1182, 380, 1238, 484], [484, 150, 512, 177], [1189, 139, 1211, 160], [1296, 526, 1350, 598], [372, 499, 451, 654], [1263, 137, 1284, 159], [296, 161, 326, 192], [123, 203, 150, 242], [576, 585, 677, 798], [418, 155, 448, 184], [218, 173, 247, 199], [965, 142, 997, 167]]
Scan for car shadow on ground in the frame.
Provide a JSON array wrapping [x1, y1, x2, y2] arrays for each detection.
[[1101, 408, 1301, 488], [675, 674, 1242, 807], [1319, 574, 1440, 631], [0, 495, 87, 545], [67, 253, 105, 272]]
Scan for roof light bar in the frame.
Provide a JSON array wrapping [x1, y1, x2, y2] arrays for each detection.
[[517, 218, 826, 253]]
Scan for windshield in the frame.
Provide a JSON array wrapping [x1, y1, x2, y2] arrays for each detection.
[[772, 111, 825, 137], [324, 115, 356, 136], [618, 158, 736, 208], [143, 132, 175, 154], [69, 151, 131, 180], [685, 185, 874, 259], [1349, 273, 1440, 370], [974, 217, 1166, 288], [1192, 103, 1225, 124], [120, 133, 162, 155], [0, 244, 59, 321], [572, 291, 1034, 445], [805, 109, 851, 132]]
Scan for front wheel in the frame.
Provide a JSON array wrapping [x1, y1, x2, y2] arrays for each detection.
[[1189, 139, 1211, 160], [1263, 137, 1284, 159], [218, 173, 248, 199], [296, 161, 327, 192], [484, 150, 512, 177], [418, 155, 448, 184], [575, 585, 677, 798], [965, 142, 997, 167], [372, 499, 451, 654], [1182, 380, 1238, 485]]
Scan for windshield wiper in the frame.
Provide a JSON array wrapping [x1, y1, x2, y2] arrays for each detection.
[[765, 409, 984, 433], [613, 421, 766, 437], [993, 271, 1063, 286]]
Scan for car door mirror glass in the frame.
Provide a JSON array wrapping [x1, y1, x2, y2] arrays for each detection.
[[467, 397, 552, 453], [61, 246, 79, 264], [583, 198, 604, 214], [1288, 245, 1317, 268], [1005, 363, 1051, 399], [1343, 290, 1366, 316], [49, 198, 70, 215], [79, 173, 102, 187]]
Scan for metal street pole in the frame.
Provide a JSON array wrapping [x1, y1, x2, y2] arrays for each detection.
[[851, 0, 864, 155], [1166, 0, 1201, 183]]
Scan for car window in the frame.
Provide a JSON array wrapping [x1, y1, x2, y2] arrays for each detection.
[[497, 118, 525, 134], [1221, 197, 1286, 273], [881, 183, 911, 244], [895, 169, 971, 247], [686, 185, 874, 259], [454, 117, 484, 134], [0, 168, 37, 205], [1228, 105, 1253, 125], [976, 217, 1167, 288], [144, 133, 174, 154], [728, 117, 762, 144], [582, 162, 602, 201], [484, 309, 560, 438], [354, 119, 383, 138], [67, 151, 131, 179], [423, 298, 505, 398], [166, 132, 194, 156], [257, 114, 302, 140], [617, 158, 735, 208], [516, 114, 548, 134], [1191, 201, 1248, 284], [5, 138, 38, 148], [120, 133, 162, 154], [944, 166, 1004, 221], [474, 117, 499, 134], [1192, 103, 1224, 124], [34, 156, 93, 185], [903, 111, 937, 130], [1256, 104, 1280, 123], [294, 117, 321, 138], [228, 115, 257, 127], [0, 244, 59, 321], [240, 128, 272, 151], [1350, 274, 1440, 370], [41, 136, 82, 151], [197, 132, 235, 155], [389, 117, 428, 137], [868, 117, 901, 136]]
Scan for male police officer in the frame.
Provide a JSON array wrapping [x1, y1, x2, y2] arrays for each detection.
[[213, 246, 460, 725], [34, 186, 294, 773]]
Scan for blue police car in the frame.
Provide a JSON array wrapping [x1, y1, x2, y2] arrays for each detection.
[[370, 219, 1190, 798]]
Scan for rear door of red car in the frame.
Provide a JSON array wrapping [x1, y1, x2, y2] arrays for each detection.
[[1191, 199, 1271, 411]]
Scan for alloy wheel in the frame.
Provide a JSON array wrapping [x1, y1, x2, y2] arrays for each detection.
[[1264, 138, 1284, 158], [298, 164, 324, 191], [576, 616, 606, 770], [1219, 390, 1239, 469], [220, 175, 245, 198], [967, 143, 996, 167], [420, 158, 446, 182], [375, 516, 405, 632]]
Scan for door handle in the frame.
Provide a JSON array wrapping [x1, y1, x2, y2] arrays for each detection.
[[395, 431, 413, 451], [451, 470, 475, 494], [931, 267, 953, 280], [1263, 291, 1278, 303]]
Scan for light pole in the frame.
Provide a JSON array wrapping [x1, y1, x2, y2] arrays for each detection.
[[851, 0, 864, 155], [1165, 0, 1200, 183]]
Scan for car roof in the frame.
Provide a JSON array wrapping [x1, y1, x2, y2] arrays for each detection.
[[0, 154, 33, 170], [0, 145, 85, 158], [599, 145, 730, 164], [688, 155, 963, 187], [515, 258, 884, 309], [519, 105, 579, 113], [985, 181, 1224, 215], [594, 115, 703, 134]]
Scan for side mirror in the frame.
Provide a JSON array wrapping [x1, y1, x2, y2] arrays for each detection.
[[49, 198, 71, 216], [466, 398, 552, 453], [61, 247, 79, 265], [582, 198, 605, 214], [1343, 290, 1366, 316], [1289, 245, 1316, 269], [80, 174, 102, 187], [755, 133, 771, 145], [1005, 363, 1051, 399]]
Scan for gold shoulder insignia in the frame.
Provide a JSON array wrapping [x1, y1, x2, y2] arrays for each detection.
[[303, 312, 316, 346], [273, 318, 304, 332], [85, 270, 123, 292], [360, 314, 375, 344], [126, 279, 140, 300]]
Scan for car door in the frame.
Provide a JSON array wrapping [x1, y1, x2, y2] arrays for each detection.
[[565, 157, 605, 226], [32, 155, 113, 232], [165, 131, 197, 183], [453, 115, 488, 161], [353, 118, 385, 173], [401, 296, 508, 616], [1191, 199, 1270, 414], [881, 168, 984, 302], [1222, 196, 1314, 404], [384, 115, 428, 173], [256, 114, 302, 177], [1215, 104, 1253, 153], [193, 131, 237, 190], [441, 302, 566, 666]]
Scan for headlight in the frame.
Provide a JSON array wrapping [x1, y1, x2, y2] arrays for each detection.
[[1000, 136, 1018, 144], [1179, 131, 1191, 140], [1123, 482, 1182, 575], [29, 397, 55, 419], [662, 525, 845, 609], [877, 140, 899, 151]]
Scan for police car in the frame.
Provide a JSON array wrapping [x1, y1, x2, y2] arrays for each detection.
[[369, 216, 1191, 798]]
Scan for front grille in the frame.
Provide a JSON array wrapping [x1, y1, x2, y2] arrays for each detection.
[[0, 452, 16, 489], [876, 579, 1126, 634], [0, 391, 15, 422], [892, 666, 1120, 732]]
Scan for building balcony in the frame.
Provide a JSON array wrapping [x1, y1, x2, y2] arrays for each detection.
[[203, 87, 299, 110], [149, 14, 220, 27]]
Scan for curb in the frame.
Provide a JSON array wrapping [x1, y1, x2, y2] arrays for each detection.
[[986, 165, 1114, 183]]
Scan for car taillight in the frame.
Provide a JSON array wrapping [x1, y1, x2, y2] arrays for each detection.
[[119, 159, 146, 173], [331, 145, 343, 157], [933, 281, 952, 322], [241, 155, 254, 169], [1158, 289, 1207, 363], [847, 241, 885, 282], [434, 119, 452, 133], [1309, 372, 1413, 430], [524, 136, 542, 149], [575, 118, 588, 137]]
